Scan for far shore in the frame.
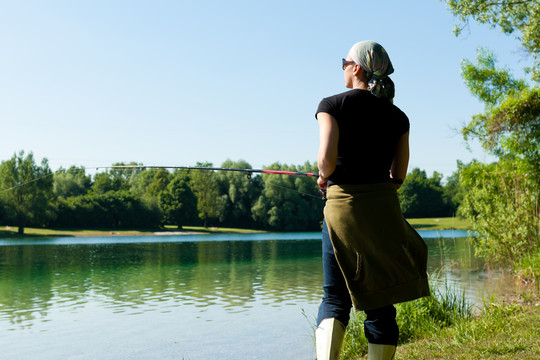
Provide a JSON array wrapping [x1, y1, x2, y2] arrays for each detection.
[[0, 217, 472, 238], [0, 225, 267, 238]]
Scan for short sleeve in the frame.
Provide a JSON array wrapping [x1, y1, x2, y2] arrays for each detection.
[[315, 96, 337, 120], [396, 108, 410, 136]]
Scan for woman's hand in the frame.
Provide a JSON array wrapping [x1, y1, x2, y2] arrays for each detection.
[[317, 175, 328, 190]]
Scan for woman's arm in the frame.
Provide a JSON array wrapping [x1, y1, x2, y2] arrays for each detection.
[[317, 112, 339, 189], [390, 130, 409, 189]]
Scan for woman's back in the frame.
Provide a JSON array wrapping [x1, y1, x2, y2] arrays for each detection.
[[316, 89, 409, 185]]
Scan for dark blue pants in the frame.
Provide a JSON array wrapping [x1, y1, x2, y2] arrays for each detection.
[[317, 220, 399, 346]]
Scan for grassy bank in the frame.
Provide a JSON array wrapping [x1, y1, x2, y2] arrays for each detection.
[[0, 217, 470, 238], [396, 300, 540, 359], [340, 282, 539, 359], [406, 217, 472, 231], [0, 225, 266, 238]]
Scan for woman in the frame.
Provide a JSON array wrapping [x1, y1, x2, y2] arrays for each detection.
[[315, 41, 430, 360]]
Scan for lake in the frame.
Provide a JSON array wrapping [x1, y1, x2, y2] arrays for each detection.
[[0, 230, 519, 360]]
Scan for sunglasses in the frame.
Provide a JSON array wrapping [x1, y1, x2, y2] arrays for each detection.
[[342, 58, 356, 70]]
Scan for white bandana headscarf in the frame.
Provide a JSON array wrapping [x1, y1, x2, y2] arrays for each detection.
[[348, 40, 395, 101]]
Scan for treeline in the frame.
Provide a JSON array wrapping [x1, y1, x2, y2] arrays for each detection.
[[0, 151, 463, 234], [0, 154, 325, 233]]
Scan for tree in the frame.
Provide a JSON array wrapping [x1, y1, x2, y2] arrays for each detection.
[[442, 167, 467, 216], [215, 159, 263, 228], [460, 49, 540, 169], [444, 0, 540, 80], [0, 151, 53, 234], [53, 166, 91, 198], [145, 168, 171, 197], [189, 162, 225, 227], [443, 0, 540, 264], [159, 172, 198, 229], [251, 162, 323, 231], [458, 159, 538, 263], [398, 168, 448, 218], [92, 162, 141, 194]]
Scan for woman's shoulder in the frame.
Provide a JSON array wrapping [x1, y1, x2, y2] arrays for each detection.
[[318, 89, 370, 111], [322, 89, 368, 102], [387, 101, 408, 121]]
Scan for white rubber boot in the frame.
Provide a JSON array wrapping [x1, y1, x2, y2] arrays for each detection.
[[315, 318, 346, 360], [367, 343, 396, 360]]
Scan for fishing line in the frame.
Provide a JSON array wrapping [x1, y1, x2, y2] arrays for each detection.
[[0, 173, 55, 194], [0, 165, 325, 199], [0, 167, 86, 194], [263, 182, 324, 200]]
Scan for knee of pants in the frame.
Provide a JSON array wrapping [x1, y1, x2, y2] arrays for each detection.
[[317, 301, 351, 328], [363, 305, 399, 346]]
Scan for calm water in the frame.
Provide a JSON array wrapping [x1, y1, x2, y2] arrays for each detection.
[[0, 230, 518, 360]]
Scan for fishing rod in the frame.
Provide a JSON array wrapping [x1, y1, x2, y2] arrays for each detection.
[[98, 165, 326, 199], [0, 165, 325, 199], [97, 165, 319, 179]]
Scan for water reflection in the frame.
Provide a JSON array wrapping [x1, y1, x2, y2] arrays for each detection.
[[424, 237, 520, 308], [0, 240, 323, 329], [0, 232, 520, 359]]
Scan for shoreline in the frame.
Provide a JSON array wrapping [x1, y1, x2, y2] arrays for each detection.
[[0, 225, 267, 238], [0, 217, 472, 238]]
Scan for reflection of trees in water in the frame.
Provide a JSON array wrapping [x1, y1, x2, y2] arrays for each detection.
[[0, 246, 55, 327], [426, 237, 482, 273], [425, 237, 521, 307], [0, 240, 323, 328]]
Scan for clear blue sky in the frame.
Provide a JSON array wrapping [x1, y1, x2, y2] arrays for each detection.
[[0, 0, 532, 178]]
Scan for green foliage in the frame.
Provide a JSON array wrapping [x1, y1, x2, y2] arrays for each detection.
[[0, 151, 53, 234], [461, 48, 527, 106], [458, 160, 539, 264], [51, 190, 161, 228], [251, 162, 323, 231], [189, 162, 225, 227], [442, 168, 468, 215], [461, 50, 540, 165], [53, 167, 91, 198], [216, 159, 263, 228], [396, 282, 472, 342], [146, 168, 171, 197], [443, 0, 540, 266], [396, 300, 540, 359], [514, 250, 540, 292], [459, 59, 540, 265], [399, 168, 452, 217], [1, 154, 462, 232], [159, 172, 198, 229], [443, 0, 540, 81], [92, 162, 142, 194]]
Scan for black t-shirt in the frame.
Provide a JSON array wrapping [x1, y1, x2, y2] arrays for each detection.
[[316, 89, 409, 185]]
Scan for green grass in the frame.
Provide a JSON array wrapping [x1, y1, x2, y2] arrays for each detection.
[[406, 217, 472, 230], [340, 281, 540, 360], [0, 225, 266, 238], [174, 225, 265, 234], [396, 301, 540, 359], [341, 280, 474, 359], [514, 251, 540, 293], [1, 217, 471, 238]]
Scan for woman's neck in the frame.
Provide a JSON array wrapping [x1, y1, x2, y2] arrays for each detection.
[[352, 77, 369, 90], [352, 82, 368, 90]]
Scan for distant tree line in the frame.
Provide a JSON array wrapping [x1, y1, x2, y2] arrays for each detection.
[[0, 151, 465, 234]]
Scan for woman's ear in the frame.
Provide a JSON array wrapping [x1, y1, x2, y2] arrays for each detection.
[[353, 65, 363, 76]]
